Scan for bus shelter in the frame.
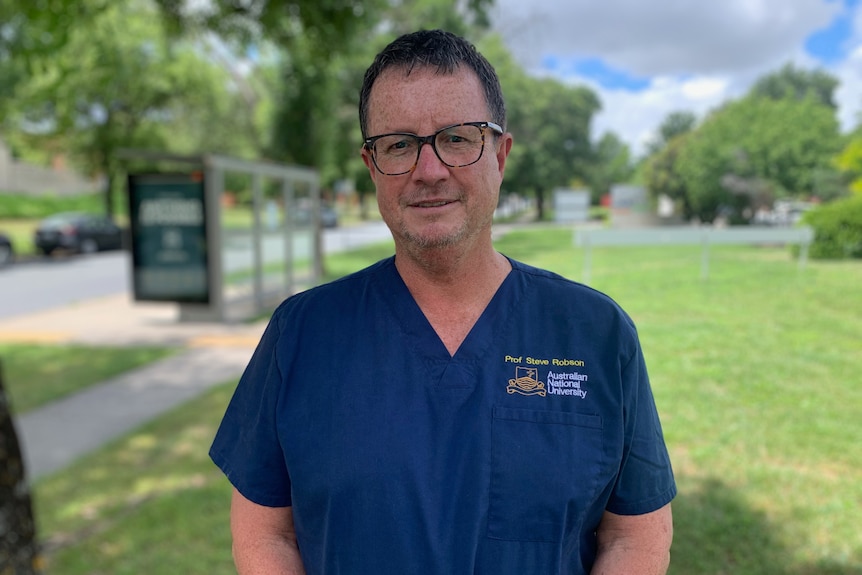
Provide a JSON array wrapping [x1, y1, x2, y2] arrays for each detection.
[[124, 152, 322, 322]]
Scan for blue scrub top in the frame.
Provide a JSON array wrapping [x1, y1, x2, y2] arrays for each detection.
[[211, 256, 676, 574]]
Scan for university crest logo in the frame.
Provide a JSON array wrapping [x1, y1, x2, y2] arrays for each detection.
[[507, 366, 546, 397]]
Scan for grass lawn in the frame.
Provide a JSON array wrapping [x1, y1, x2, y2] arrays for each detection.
[[31, 226, 862, 574], [0, 217, 40, 255], [0, 344, 177, 415], [34, 383, 236, 574]]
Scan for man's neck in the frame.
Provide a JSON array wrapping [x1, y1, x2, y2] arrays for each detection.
[[394, 236, 511, 356], [394, 232, 507, 290]]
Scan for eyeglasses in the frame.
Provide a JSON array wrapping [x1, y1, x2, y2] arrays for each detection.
[[364, 121, 504, 176]]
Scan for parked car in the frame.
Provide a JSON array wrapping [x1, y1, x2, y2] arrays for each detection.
[[320, 206, 339, 229], [291, 206, 339, 229], [34, 212, 124, 255], [0, 233, 13, 267]]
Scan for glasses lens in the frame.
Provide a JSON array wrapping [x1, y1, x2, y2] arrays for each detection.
[[369, 124, 489, 175], [435, 125, 485, 167], [372, 135, 420, 175]]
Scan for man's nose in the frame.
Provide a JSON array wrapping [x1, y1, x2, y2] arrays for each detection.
[[412, 141, 449, 183]]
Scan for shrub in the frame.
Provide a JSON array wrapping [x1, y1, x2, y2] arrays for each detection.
[[801, 195, 862, 259], [0, 193, 104, 219]]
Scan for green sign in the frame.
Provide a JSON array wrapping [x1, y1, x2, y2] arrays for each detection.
[[128, 173, 210, 303]]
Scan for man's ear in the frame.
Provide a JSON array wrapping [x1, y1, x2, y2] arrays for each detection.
[[495, 133, 514, 177]]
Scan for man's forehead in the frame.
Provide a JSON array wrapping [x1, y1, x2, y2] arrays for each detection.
[[366, 68, 487, 131], [375, 62, 467, 84], [368, 65, 482, 104]]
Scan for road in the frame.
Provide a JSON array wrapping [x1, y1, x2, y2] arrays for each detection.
[[0, 222, 394, 321], [0, 252, 131, 320]]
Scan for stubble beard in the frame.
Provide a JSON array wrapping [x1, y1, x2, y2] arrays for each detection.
[[397, 216, 469, 250], [392, 187, 485, 251]]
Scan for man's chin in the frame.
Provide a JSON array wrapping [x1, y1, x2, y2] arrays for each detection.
[[399, 223, 468, 250]]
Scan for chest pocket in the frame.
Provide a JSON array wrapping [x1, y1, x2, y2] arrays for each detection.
[[487, 406, 609, 543]]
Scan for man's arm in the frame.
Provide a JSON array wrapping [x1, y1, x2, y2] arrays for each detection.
[[591, 503, 673, 575], [230, 487, 306, 575]]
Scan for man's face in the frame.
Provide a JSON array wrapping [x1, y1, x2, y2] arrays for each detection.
[[362, 66, 512, 252]]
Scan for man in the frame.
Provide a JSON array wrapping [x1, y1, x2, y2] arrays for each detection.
[[211, 29, 676, 574]]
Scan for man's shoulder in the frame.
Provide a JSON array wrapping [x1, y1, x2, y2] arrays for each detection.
[[507, 257, 636, 328], [509, 258, 615, 302]]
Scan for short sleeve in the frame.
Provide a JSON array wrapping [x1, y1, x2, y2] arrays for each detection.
[[209, 316, 293, 508], [605, 341, 676, 515]]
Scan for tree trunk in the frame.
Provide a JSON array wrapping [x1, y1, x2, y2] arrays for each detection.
[[536, 188, 547, 221], [0, 359, 41, 573], [104, 173, 115, 218]]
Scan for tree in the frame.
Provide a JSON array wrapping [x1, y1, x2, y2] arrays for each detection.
[[643, 132, 694, 220], [0, 359, 40, 574], [0, 20, 25, 124], [151, 0, 389, 60], [587, 132, 634, 204], [152, 0, 495, 49], [384, 0, 493, 37], [519, 79, 600, 219], [484, 35, 601, 220], [268, 36, 341, 171], [677, 95, 842, 222], [836, 135, 862, 196], [0, 0, 110, 60], [644, 110, 697, 156], [1, 2, 105, 138], [10, 2, 247, 216], [749, 62, 839, 109]]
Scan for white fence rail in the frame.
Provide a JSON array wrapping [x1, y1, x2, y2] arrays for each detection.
[[573, 226, 815, 283]]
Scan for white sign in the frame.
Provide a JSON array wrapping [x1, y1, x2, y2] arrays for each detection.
[[553, 189, 590, 223]]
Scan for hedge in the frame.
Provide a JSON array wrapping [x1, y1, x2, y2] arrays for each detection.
[[801, 194, 862, 259], [0, 193, 105, 219]]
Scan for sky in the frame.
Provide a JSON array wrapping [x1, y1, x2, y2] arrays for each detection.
[[490, 0, 862, 158]]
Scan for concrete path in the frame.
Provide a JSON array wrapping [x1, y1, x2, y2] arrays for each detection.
[[0, 291, 267, 483], [16, 346, 253, 480]]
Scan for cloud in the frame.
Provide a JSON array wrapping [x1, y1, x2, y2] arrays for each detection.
[[588, 75, 735, 156], [834, 44, 862, 129], [832, 0, 862, 129], [493, 0, 839, 75], [490, 0, 860, 157], [805, 8, 855, 62]]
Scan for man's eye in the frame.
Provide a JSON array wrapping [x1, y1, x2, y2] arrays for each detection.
[[382, 138, 415, 155], [439, 127, 479, 147]]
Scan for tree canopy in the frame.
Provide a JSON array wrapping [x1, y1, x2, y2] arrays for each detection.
[[836, 136, 862, 195], [642, 63, 851, 223], [676, 96, 841, 222], [5, 2, 261, 215], [643, 132, 694, 219], [749, 62, 839, 109], [644, 110, 697, 157], [587, 132, 634, 204]]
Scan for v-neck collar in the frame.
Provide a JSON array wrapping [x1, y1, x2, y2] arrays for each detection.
[[376, 256, 523, 364]]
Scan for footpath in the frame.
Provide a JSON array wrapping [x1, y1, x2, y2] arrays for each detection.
[[0, 293, 267, 482]]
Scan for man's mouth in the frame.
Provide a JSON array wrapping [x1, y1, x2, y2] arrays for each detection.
[[412, 199, 456, 208]]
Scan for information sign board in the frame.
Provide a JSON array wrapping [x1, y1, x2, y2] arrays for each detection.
[[128, 173, 210, 302]]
